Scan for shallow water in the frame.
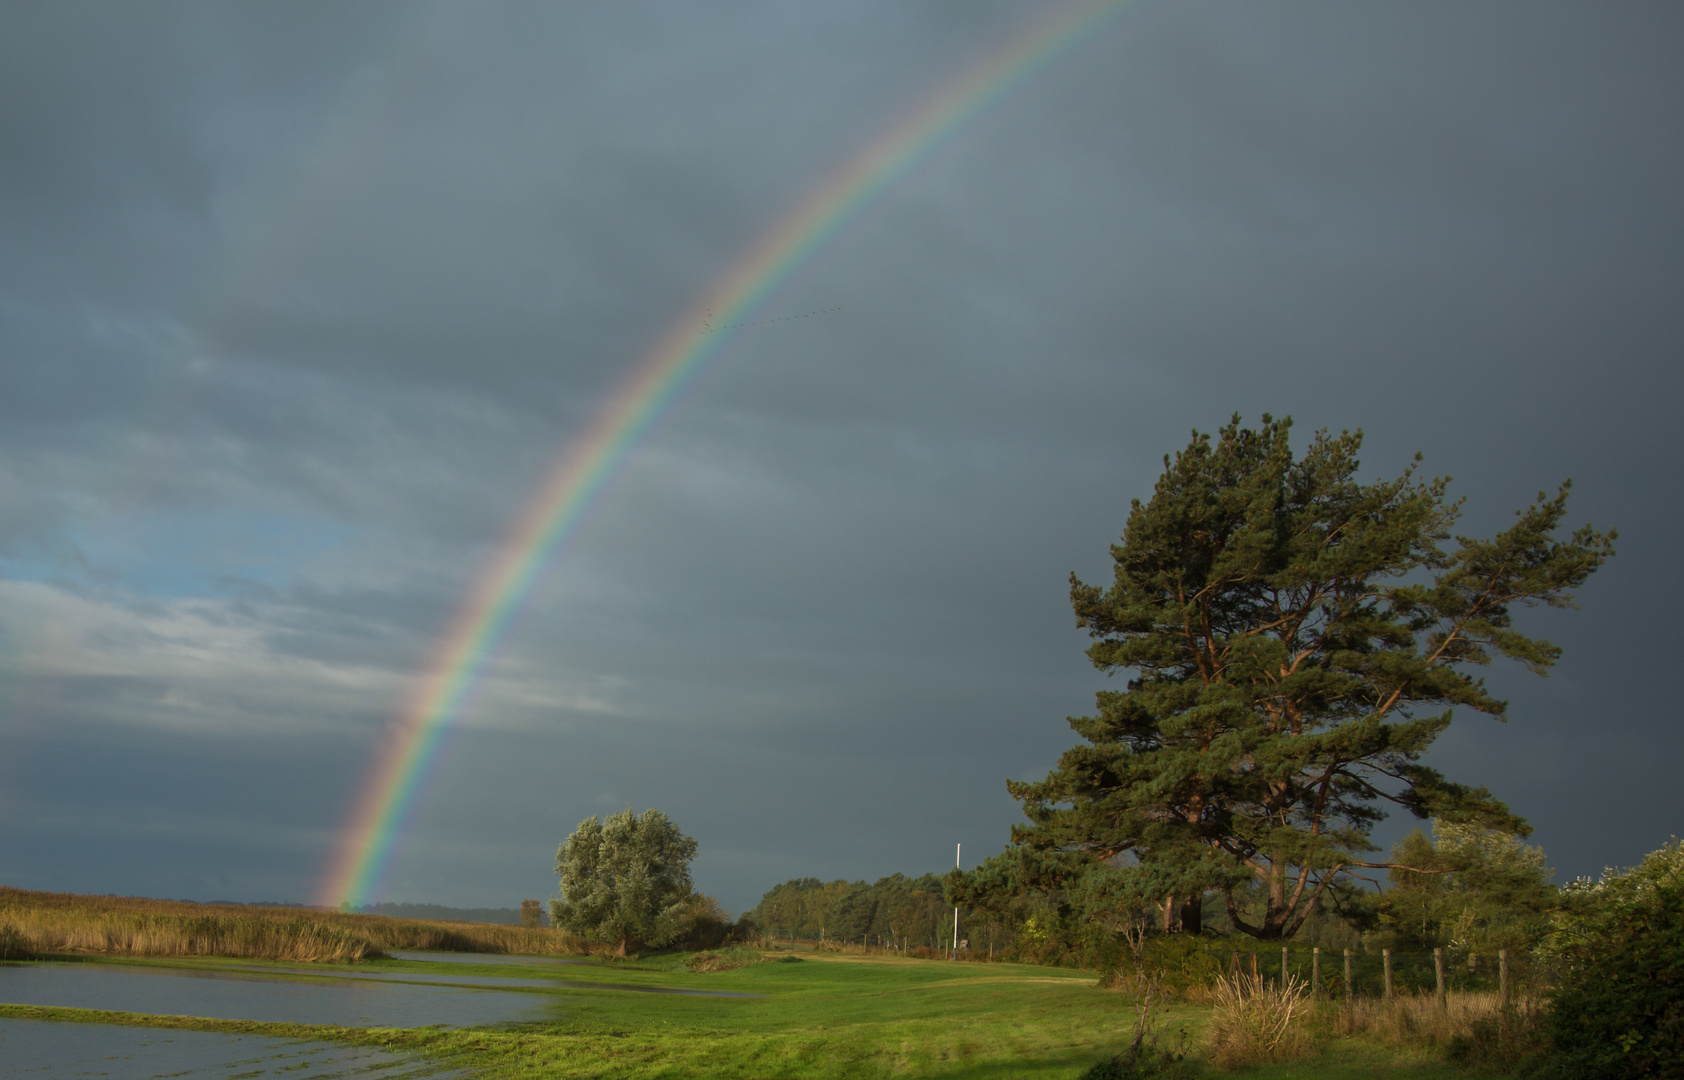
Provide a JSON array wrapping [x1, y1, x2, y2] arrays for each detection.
[[226, 964, 566, 990], [386, 950, 585, 966], [225, 960, 762, 997], [0, 1018, 458, 1078], [0, 962, 551, 1028]]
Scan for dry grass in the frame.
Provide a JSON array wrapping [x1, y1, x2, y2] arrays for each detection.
[[1326, 989, 1523, 1050], [685, 945, 779, 973], [1205, 971, 1316, 1068], [0, 922, 29, 960], [0, 887, 588, 964]]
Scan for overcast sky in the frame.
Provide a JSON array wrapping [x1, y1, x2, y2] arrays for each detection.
[[1, 1, 1679, 916]]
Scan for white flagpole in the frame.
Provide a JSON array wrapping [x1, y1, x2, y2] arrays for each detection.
[[952, 842, 961, 959]]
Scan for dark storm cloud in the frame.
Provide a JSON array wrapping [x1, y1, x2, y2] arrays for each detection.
[[0, 1, 1679, 913]]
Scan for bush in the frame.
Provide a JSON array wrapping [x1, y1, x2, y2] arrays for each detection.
[[674, 894, 734, 951], [685, 945, 768, 973], [1205, 971, 1315, 1068], [1138, 933, 1222, 997], [1077, 1045, 1195, 1080], [1538, 839, 1684, 1079]]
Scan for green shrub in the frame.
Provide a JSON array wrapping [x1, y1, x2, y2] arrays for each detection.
[[1539, 839, 1684, 1079], [1077, 1044, 1194, 1080], [1141, 933, 1222, 995], [685, 944, 770, 973], [675, 894, 734, 951]]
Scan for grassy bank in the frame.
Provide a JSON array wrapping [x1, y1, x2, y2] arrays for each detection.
[[0, 887, 586, 963], [2, 948, 1509, 1078]]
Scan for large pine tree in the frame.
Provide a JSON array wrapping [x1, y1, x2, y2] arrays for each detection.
[[986, 416, 1612, 940]]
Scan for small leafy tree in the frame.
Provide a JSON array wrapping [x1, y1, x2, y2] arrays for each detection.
[[676, 893, 734, 950], [519, 899, 544, 928], [550, 807, 698, 955], [1378, 820, 1554, 953], [988, 416, 1613, 940]]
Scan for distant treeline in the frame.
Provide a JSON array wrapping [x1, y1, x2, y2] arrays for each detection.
[[745, 872, 1364, 966], [747, 874, 1020, 955]]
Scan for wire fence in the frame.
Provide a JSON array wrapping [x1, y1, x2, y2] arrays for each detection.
[[755, 926, 1555, 1003], [1201, 944, 1551, 1002]]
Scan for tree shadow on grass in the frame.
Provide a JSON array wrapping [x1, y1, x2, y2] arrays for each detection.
[[904, 1048, 1127, 1080]]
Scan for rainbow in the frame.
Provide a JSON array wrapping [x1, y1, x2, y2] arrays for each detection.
[[318, 0, 1132, 908]]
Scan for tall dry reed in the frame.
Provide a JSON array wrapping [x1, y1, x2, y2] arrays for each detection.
[[0, 922, 29, 960], [0, 887, 587, 963], [1205, 971, 1316, 1068], [1326, 990, 1521, 1051]]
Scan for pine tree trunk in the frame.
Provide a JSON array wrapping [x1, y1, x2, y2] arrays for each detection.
[[1179, 894, 1203, 935], [1265, 860, 1289, 937]]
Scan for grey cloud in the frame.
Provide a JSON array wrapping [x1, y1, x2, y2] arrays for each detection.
[[0, 1, 1678, 914]]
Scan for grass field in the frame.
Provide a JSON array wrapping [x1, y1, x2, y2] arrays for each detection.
[[0, 947, 1508, 1078]]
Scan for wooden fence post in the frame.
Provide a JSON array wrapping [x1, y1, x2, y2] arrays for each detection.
[[1281, 947, 1289, 989], [1343, 948, 1353, 1001], [1250, 952, 1259, 982], [1499, 949, 1510, 1009], [1312, 946, 1321, 996], [1435, 947, 1446, 1010], [1383, 948, 1393, 1000]]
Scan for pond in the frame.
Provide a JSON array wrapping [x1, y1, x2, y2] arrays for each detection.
[[0, 952, 757, 1074], [224, 963, 572, 990], [218, 959, 762, 997], [0, 1018, 459, 1078], [387, 949, 586, 966], [0, 961, 552, 1028]]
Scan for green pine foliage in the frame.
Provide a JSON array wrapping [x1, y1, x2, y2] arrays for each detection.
[[979, 416, 1612, 941]]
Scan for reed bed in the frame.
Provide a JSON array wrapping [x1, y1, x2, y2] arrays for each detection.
[[0, 887, 587, 963], [1202, 975, 1525, 1067], [1326, 989, 1521, 1050]]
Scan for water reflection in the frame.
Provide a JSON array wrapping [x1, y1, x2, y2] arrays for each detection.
[[228, 965, 565, 989], [0, 1018, 458, 1078], [387, 950, 585, 966], [225, 964, 761, 997], [213, 957, 761, 997], [0, 963, 550, 1028]]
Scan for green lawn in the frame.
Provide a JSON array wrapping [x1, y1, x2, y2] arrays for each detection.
[[1, 950, 1501, 1078]]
